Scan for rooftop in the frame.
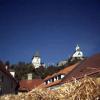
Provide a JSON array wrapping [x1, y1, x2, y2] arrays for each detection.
[[19, 79, 43, 92], [41, 53, 100, 88], [62, 53, 100, 83]]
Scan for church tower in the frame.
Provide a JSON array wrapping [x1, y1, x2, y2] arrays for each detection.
[[72, 44, 84, 58], [32, 51, 41, 69]]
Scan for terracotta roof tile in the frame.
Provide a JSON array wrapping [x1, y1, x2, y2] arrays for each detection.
[[43, 53, 100, 88], [57, 63, 79, 75], [19, 79, 43, 91], [44, 63, 79, 81], [44, 75, 52, 81], [62, 53, 100, 83], [43, 63, 79, 88]]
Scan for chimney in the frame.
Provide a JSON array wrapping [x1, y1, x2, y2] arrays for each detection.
[[27, 73, 33, 80]]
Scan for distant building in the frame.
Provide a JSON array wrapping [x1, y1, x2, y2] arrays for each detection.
[[57, 44, 84, 66], [57, 60, 68, 67], [72, 44, 84, 59], [19, 73, 43, 92], [32, 51, 41, 69]]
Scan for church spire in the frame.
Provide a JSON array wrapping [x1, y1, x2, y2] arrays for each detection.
[[34, 51, 40, 57], [75, 44, 80, 51]]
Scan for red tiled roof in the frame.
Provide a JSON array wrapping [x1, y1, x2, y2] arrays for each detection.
[[42, 53, 100, 88], [42, 63, 79, 88], [44, 75, 52, 81], [19, 79, 43, 91], [57, 63, 79, 75], [62, 53, 100, 83]]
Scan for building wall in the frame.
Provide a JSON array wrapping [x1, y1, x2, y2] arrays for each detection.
[[48, 84, 63, 90], [32, 56, 41, 68], [0, 70, 17, 95]]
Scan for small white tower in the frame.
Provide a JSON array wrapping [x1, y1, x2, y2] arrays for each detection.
[[32, 51, 41, 69], [72, 44, 83, 58]]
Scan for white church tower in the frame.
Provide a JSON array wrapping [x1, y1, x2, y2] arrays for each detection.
[[32, 51, 41, 69], [72, 44, 84, 59]]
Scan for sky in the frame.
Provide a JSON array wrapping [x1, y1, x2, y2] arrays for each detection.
[[0, 0, 100, 64]]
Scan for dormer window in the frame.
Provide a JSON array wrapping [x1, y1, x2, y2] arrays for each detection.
[[48, 79, 52, 84], [61, 74, 64, 79], [45, 81, 48, 85], [55, 76, 57, 80], [52, 78, 54, 82], [58, 75, 61, 80], [54, 76, 57, 81]]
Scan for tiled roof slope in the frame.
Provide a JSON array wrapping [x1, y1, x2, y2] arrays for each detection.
[[40, 63, 79, 88], [62, 53, 100, 83], [44, 63, 79, 81], [19, 79, 43, 91]]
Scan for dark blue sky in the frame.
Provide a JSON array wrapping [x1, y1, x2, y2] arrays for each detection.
[[0, 0, 100, 64]]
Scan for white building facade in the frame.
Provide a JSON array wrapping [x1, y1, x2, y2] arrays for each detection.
[[72, 44, 84, 58], [32, 51, 41, 69]]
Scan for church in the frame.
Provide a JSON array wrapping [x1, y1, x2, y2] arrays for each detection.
[[32, 51, 41, 69], [57, 44, 84, 66], [72, 44, 84, 59]]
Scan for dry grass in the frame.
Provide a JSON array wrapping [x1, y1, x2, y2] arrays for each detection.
[[57, 76, 100, 100], [0, 76, 100, 100]]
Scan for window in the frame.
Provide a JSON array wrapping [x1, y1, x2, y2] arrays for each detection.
[[58, 75, 61, 80], [45, 81, 48, 85], [52, 78, 54, 82], [54, 77, 57, 81], [49, 79, 52, 82], [55, 76, 57, 80], [61, 75, 64, 79]]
